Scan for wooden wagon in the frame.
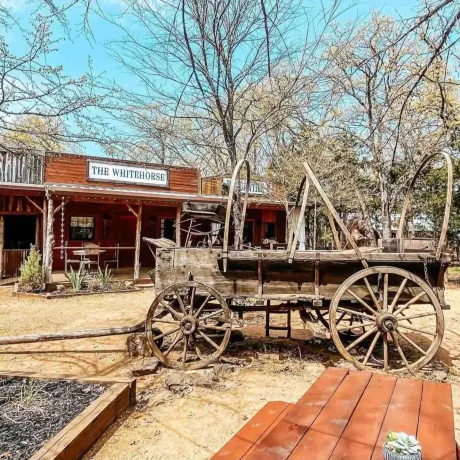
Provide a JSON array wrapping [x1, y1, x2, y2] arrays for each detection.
[[0, 152, 453, 375], [143, 152, 453, 373]]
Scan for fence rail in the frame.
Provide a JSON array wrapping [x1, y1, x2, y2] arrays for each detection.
[[0, 151, 44, 184]]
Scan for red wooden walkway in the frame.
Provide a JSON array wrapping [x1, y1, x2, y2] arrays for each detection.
[[212, 367, 457, 460]]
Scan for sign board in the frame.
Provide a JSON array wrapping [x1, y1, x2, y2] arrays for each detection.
[[223, 178, 268, 195], [87, 160, 169, 187]]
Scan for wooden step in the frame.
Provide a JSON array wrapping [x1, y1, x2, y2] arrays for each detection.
[[211, 401, 293, 460]]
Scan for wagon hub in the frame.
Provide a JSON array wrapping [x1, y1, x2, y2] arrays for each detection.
[[180, 315, 198, 336], [376, 313, 398, 333]]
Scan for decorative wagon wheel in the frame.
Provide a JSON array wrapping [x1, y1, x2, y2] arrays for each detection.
[[145, 281, 232, 370], [329, 266, 444, 373]]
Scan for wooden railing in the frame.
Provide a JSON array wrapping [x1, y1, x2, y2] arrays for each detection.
[[0, 151, 44, 184], [2, 249, 29, 278]]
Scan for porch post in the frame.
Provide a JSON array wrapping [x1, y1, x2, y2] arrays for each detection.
[[43, 196, 54, 284], [35, 216, 40, 249], [0, 216, 4, 279], [42, 197, 47, 255], [134, 204, 142, 281], [175, 206, 181, 247]]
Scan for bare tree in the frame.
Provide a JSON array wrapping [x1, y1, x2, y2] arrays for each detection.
[[97, 0, 345, 247], [0, 2, 106, 153], [325, 13, 454, 238]]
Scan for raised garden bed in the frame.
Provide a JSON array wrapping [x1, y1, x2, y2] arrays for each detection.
[[0, 373, 136, 460]]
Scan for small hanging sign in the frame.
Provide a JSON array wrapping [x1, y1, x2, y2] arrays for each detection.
[[87, 160, 169, 187]]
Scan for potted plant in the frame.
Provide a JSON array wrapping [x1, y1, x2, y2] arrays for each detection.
[[383, 432, 422, 460]]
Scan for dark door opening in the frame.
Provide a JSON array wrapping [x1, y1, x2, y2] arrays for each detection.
[[243, 221, 254, 245], [4, 215, 36, 249]]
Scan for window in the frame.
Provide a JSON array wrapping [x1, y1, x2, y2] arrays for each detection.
[[70, 217, 95, 240], [160, 218, 175, 240]]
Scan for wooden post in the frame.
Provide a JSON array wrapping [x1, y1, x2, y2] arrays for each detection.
[[175, 206, 181, 247], [44, 197, 54, 284], [42, 197, 47, 256], [35, 216, 40, 249], [134, 204, 142, 281], [0, 216, 4, 279]]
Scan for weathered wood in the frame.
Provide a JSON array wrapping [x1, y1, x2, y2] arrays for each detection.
[[134, 204, 142, 280], [397, 152, 453, 260], [35, 215, 40, 249], [31, 383, 131, 460], [44, 196, 54, 283], [302, 161, 368, 268], [24, 195, 43, 213], [0, 321, 145, 346], [53, 199, 69, 215], [176, 206, 181, 246], [223, 159, 250, 270], [0, 216, 4, 278], [326, 208, 341, 250], [288, 176, 310, 263]]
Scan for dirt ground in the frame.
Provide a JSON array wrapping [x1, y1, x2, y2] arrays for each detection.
[[1, 286, 460, 459]]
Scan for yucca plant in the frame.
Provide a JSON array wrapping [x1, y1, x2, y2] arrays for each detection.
[[97, 266, 113, 288], [65, 263, 88, 291]]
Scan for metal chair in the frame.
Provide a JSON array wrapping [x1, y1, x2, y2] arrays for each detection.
[[104, 242, 120, 271]]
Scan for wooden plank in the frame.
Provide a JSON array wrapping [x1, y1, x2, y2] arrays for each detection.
[[31, 383, 131, 460], [371, 377, 423, 460], [417, 380, 456, 460], [330, 373, 397, 459], [176, 206, 181, 246], [211, 401, 292, 460], [244, 367, 349, 460], [289, 370, 372, 460]]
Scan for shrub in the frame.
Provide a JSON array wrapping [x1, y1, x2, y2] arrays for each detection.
[[65, 263, 88, 291], [18, 246, 45, 292]]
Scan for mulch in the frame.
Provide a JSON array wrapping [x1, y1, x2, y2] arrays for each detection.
[[0, 378, 106, 460]]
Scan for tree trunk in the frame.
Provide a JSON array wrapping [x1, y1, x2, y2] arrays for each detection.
[[134, 204, 142, 281], [381, 187, 392, 239]]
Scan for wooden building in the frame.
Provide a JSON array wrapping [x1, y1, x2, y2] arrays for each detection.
[[0, 150, 286, 282]]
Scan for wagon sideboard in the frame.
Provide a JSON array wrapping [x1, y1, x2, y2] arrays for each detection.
[[154, 248, 449, 307]]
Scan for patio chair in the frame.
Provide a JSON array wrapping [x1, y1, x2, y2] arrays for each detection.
[[104, 242, 120, 271], [81, 242, 100, 273], [64, 241, 82, 273]]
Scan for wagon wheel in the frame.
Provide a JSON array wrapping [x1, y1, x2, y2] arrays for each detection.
[[145, 281, 232, 370], [329, 266, 444, 373]]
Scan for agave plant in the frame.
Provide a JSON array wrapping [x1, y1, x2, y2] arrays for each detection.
[[97, 266, 113, 288], [385, 432, 421, 456], [65, 263, 88, 291]]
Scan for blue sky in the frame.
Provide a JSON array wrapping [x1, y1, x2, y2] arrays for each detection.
[[3, 0, 423, 156]]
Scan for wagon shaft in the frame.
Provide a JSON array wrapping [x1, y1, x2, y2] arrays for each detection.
[[0, 321, 145, 346]]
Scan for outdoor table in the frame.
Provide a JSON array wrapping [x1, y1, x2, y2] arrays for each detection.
[[213, 367, 457, 460], [72, 249, 106, 273]]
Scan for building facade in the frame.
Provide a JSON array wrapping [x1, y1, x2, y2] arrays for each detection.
[[0, 151, 286, 282]]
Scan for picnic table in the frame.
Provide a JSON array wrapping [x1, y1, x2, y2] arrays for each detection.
[[212, 367, 457, 460]]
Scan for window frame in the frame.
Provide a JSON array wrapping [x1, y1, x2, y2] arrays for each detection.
[[69, 216, 96, 241]]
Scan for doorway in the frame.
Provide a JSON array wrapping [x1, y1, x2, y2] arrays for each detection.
[[4, 215, 36, 249]]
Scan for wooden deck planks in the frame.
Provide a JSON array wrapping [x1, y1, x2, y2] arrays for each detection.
[[417, 381, 456, 460], [243, 367, 349, 460], [330, 373, 397, 460], [288, 371, 373, 460], [211, 401, 292, 460], [371, 377, 423, 460]]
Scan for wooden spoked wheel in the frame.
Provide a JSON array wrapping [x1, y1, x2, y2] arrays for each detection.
[[145, 281, 232, 370], [329, 267, 444, 373]]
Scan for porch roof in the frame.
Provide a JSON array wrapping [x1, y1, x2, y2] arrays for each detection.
[[44, 182, 284, 208]]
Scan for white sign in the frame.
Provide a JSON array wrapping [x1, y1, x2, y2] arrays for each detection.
[[87, 160, 169, 187], [223, 178, 268, 195]]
